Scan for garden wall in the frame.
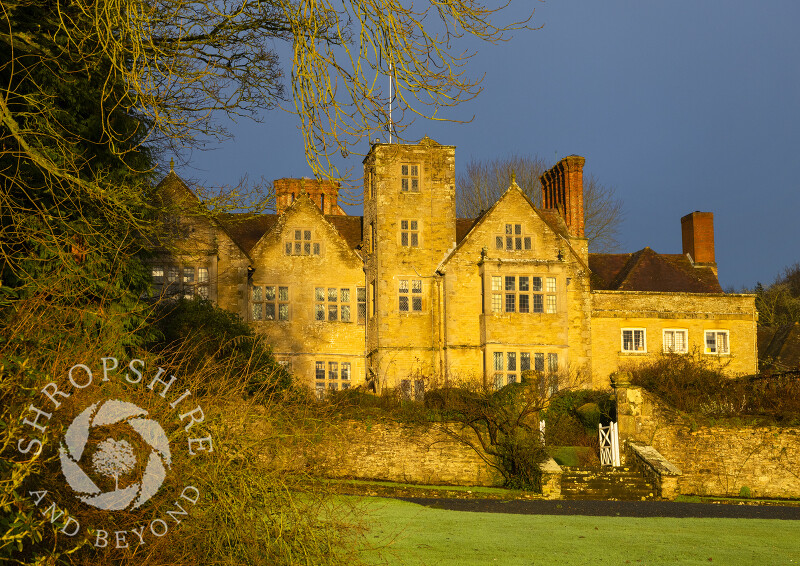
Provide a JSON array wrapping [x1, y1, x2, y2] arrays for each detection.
[[308, 420, 505, 487], [616, 384, 800, 498]]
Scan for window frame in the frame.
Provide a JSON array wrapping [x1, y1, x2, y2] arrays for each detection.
[[315, 359, 353, 399], [151, 263, 210, 300], [314, 287, 353, 323], [494, 223, 532, 252], [492, 350, 560, 389], [357, 287, 367, 324], [251, 284, 290, 322], [704, 330, 730, 355], [400, 163, 420, 192], [284, 227, 321, 256], [663, 328, 689, 354], [488, 274, 557, 315], [621, 328, 647, 353], [400, 219, 420, 247], [399, 279, 423, 313]]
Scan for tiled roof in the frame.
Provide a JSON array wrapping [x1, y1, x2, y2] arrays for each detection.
[[589, 247, 722, 293], [326, 215, 363, 249], [217, 213, 279, 255], [538, 209, 571, 239], [217, 213, 363, 254], [456, 218, 478, 244]]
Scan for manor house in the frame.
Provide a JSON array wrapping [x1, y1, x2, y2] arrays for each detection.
[[152, 137, 757, 394]]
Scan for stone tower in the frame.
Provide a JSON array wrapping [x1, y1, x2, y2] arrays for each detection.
[[362, 137, 456, 390]]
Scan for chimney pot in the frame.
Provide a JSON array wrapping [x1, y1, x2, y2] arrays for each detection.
[[539, 155, 586, 238]]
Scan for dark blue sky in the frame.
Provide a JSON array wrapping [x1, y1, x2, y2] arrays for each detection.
[[180, 1, 800, 291]]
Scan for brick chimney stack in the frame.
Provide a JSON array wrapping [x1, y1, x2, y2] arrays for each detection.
[[681, 211, 716, 268], [274, 178, 344, 215], [539, 155, 585, 238]]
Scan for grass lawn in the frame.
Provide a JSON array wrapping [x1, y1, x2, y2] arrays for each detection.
[[357, 497, 800, 566]]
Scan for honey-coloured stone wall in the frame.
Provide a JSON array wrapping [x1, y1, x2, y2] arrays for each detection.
[[617, 384, 800, 498]]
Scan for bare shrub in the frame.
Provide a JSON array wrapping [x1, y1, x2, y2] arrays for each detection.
[[628, 352, 800, 423], [1, 296, 366, 566]]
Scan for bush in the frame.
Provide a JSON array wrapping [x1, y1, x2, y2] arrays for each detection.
[[149, 297, 293, 395], [629, 353, 800, 422], [1, 296, 366, 566], [543, 389, 615, 448]]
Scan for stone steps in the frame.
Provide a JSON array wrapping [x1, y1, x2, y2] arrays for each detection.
[[560, 466, 657, 501]]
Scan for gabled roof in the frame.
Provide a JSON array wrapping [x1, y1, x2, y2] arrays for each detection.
[[154, 171, 250, 258], [589, 247, 722, 293], [217, 214, 279, 255], [156, 171, 363, 259], [217, 213, 363, 255], [456, 218, 478, 244], [438, 180, 585, 272], [326, 215, 364, 250], [154, 170, 203, 210]]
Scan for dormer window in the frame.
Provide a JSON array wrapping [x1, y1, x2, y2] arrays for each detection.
[[401, 164, 419, 192]]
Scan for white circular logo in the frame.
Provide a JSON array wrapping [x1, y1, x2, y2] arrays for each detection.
[[58, 399, 172, 511]]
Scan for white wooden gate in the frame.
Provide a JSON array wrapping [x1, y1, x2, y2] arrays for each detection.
[[599, 422, 620, 467]]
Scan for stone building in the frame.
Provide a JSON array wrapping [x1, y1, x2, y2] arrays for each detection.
[[151, 136, 757, 393]]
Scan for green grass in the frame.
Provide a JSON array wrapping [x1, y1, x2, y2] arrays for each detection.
[[675, 494, 800, 506], [357, 497, 800, 566], [325, 478, 517, 496]]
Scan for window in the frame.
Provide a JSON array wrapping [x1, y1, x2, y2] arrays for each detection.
[[489, 275, 557, 315], [491, 276, 503, 314], [621, 328, 646, 353], [357, 287, 367, 324], [534, 353, 545, 372], [548, 353, 559, 373], [370, 281, 376, 317], [400, 378, 425, 401], [315, 361, 326, 399], [492, 352, 504, 389], [399, 279, 422, 312], [315, 360, 352, 399], [401, 164, 419, 192], [151, 264, 210, 299], [505, 276, 516, 313], [252, 285, 289, 321], [315, 287, 353, 322], [663, 329, 688, 353], [368, 169, 375, 199], [284, 228, 321, 256], [400, 220, 419, 247], [495, 223, 532, 251], [493, 350, 559, 389], [705, 330, 730, 355]]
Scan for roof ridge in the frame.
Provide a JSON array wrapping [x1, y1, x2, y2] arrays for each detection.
[[608, 249, 642, 289]]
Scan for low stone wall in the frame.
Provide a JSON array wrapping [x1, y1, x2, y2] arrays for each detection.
[[625, 441, 681, 499], [651, 424, 800, 498], [309, 420, 505, 487], [616, 383, 800, 498]]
